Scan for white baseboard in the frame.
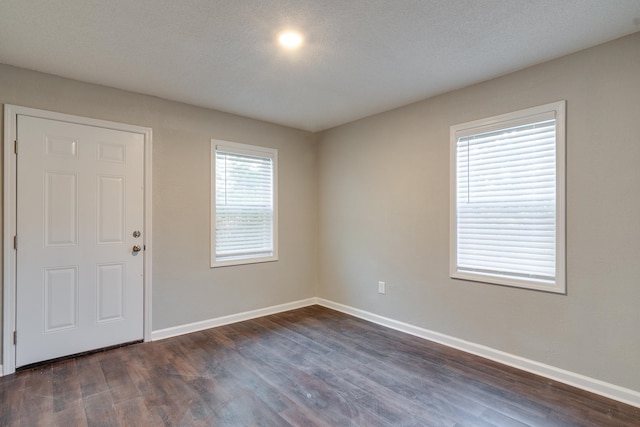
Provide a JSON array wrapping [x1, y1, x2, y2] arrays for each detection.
[[150, 296, 639, 408], [151, 297, 318, 341], [316, 298, 640, 409]]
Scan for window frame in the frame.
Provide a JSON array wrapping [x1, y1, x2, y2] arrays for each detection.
[[449, 101, 566, 293], [211, 139, 278, 268]]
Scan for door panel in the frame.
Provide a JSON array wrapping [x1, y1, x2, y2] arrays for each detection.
[[44, 172, 78, 246], [44, 267, 78, 331], [16, 115, 144, 367], [97, 175, 125, 243], [97, 263, 125, 322]]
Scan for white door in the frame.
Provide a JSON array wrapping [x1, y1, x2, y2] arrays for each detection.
[[16, 115, 144, 367]]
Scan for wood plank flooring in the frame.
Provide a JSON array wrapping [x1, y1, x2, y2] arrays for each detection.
[[1, 305, 638, 426]]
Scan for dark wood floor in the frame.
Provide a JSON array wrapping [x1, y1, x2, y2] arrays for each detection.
[[1, 305, 638, 426]]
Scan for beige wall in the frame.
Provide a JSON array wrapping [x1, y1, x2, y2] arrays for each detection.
[[2, 31, 639, 395], [0, 64, 318, 355], [317, 32, 640, 391]]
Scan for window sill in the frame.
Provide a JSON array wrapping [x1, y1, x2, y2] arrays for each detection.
[[451, 270, 565, 294], [211, 256, 278, 268]]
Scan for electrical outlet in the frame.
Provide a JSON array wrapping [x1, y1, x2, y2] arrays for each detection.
[[378, 281, 386, 294]]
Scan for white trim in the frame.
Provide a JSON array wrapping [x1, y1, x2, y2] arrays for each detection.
[[143, 128, 153, 342], [449, 100, 567, 294], [210, 139, 279, 268], [151, 298, 317, 341], [3, 105, 18, 375], [316, 298, 640, 408], [6, 256, 638, 411], [142, 294, 640, 408], [2, 105, 153, 375]]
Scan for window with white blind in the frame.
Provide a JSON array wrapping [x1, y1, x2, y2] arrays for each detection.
[[450, 101, 566, 293], [211, 140, 278, 267]]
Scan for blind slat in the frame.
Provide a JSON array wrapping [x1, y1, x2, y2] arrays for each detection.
[[455, 117, 557, 281], [215, 148, 274, 261]]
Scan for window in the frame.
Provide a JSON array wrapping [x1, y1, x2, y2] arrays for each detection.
[[211, 140, 278, 267], [450, 101, 566, 293]]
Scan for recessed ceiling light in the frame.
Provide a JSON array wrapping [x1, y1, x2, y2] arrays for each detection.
[[278, 31, 303, 49]]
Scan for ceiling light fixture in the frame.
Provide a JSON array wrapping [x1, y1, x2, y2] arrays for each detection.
[[278, 31, 303, 49]]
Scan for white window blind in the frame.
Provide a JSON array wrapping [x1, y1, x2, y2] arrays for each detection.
[[212, 140, 277, 266], [450, 101, 565, 292]]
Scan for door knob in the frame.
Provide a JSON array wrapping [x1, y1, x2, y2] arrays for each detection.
[[132, 245, 142, 253]]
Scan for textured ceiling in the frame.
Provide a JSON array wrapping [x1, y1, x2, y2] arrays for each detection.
[[1, 1, 639, 131]]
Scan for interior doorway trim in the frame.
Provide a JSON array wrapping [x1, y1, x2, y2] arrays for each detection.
[[3, 105, 153, 375]]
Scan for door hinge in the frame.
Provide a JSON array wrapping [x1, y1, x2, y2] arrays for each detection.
[[13, 331, 17, 345], [13, 235, 17, 250], [14, 140, 17, 154]]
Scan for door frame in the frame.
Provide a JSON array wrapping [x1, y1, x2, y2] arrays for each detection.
[[3, 105, 153, 375]]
